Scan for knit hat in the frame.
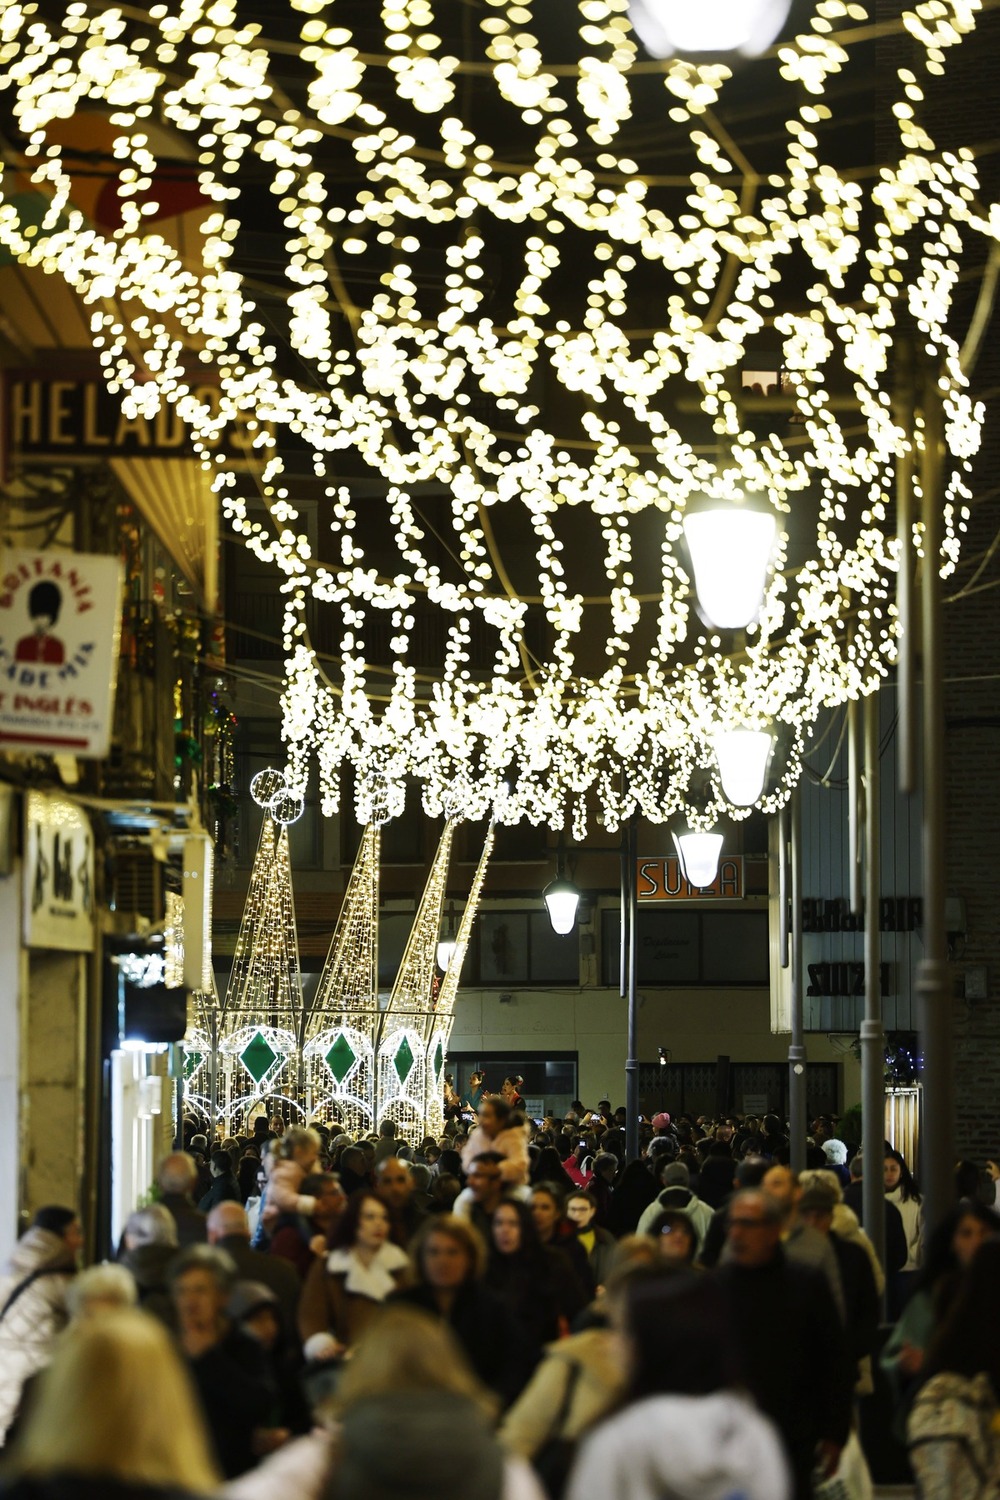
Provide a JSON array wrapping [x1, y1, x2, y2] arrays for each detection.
[[822, 1138, 848, 1166], [651, 1112, 672, 1130]]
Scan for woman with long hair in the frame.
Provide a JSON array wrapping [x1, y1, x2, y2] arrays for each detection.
[[884, 1148, 924, 1315], [881, 1200, 1000, 1437], [565, 1270, 790, 1500], [528, 1185, 594, 1303], [0, 1310, 219, 1500], [298, 1191, 409, 1360], [908, 1239, 1000, 1498], [392, 1216, 534, 1406], [485, 1200, 585, 1354]]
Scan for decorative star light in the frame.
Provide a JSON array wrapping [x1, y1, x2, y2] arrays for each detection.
[[0, 0, 991, 833]]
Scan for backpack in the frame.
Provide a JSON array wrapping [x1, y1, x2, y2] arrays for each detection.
[[907, 1371, 1000, 1500]]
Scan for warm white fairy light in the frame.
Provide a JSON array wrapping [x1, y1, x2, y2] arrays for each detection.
[[0, 0, 987, 830]]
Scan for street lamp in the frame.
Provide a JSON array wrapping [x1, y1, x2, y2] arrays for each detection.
[[672, 827, 724, 887], [682, 503, 778, 630], [543, 875, 582, 935], [436, 901, 458, 972], [713, 727, 774, 806], [628, 0, 793, 57]]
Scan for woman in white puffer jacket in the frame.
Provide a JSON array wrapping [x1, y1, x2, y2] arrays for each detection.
[[566, 1268, 790, 1500], [0, 1206, 81, 1445]]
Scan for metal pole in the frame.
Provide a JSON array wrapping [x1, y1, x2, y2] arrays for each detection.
[[788, 788, 807, 1172], [209, 1006, 219, 1134], [848, 698, 863, 916], [861, 690, 886, 1293], [916, 366, 954, 1234], [625, 816, 639, 1163], [777, 805, 790, 970], [896, 341, 917, 795]]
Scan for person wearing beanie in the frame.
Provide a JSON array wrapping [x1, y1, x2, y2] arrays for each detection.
[[0, 1206, 82, 1445], [636, 1162, 714, 1252]]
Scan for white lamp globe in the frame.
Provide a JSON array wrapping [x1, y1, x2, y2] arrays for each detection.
[[682, 505, 778, 630], [543, 877, 581, 936], [713, 728, 774, 806], [628, 0, 792, 58], [673, 829, 724, 888], [436, 939, 458, 972]]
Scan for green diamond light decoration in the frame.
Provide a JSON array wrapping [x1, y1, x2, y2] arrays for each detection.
[[183, 1049, 204, 1079], [393, 1036, 415, 1085], [434, 1042, 444, 1080], [240, 1031, 279, 1085], [325, 1033, 357, 1085]]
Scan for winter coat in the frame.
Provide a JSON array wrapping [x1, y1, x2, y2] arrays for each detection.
[[119, 1243, 176, 1327], [462, 1125, 529, 1188], [635, 1186, 714, 1250], [198, 1171, 241, 1213], [0, 1229, 77, 1445], [908, 1371, 1000, 1500], [565, 1391, 791, 1500], [393, 1280, 536, 1408], [886, 1186, 924, 1271], [262, 1161, 317, 1228], [298, 1242, 410, 1357], [500, 1327, 627, 1459]]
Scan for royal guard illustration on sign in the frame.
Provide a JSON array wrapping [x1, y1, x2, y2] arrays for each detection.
[[15, 582, 66, 665]]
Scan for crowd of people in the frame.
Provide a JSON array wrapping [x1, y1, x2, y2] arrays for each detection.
[[0, 1091, 999, 1500]]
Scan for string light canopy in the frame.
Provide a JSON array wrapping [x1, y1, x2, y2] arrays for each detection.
[[0, 0, 992, 833]]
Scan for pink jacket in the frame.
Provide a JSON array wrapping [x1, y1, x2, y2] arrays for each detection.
[[461, 1123, 529, 1187], [262, 1159, 317, 1227]]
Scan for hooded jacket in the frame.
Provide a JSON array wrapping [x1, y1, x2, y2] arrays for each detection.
[[635, 1186, 714, 1250], [0, 1229, 77, 1444], [565, 1391, 791, 1500]]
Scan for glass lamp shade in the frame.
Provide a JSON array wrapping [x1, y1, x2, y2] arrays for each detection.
[[672, 830, 724, 888], [682, 506, 778, 630], [436, 939, 458, 972], [543, 876, 581, 936], [628, 0, 792, 57], [713, 728, 774, 806]]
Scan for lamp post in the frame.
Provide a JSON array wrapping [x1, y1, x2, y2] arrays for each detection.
[[541, 824, 641, 1160], [788, 787, 807, 1172], [861, 690, 886, 1294]]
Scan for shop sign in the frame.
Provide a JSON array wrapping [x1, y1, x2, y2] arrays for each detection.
[[0, 548, 122, 757], [23, 790, 95, 952], [637, 855, 744, 902], [3, 373, 274, 463]]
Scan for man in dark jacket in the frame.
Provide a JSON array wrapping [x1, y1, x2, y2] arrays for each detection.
[[206, 1202, 302, 1344], [170, 1244, 275, 1479], [120, 1204, 178, 1325], [198, 1149, 241, 1213], [156, 1151, 207, 1247], [715, 1188, 852, 1500], [798, 1182, 880, 1381]]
